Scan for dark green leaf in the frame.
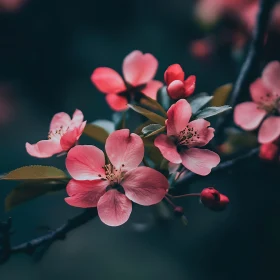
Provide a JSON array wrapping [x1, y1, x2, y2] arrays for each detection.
[[142, 124, 163, 135], [5, 180, 68, 211], [211, 83, 232, 107], [190, 95, 213, 114], [83, 123, 109, 143], [1, 166, 68, 181], [140, 95, 167, 117], [195, 105, 231, 119], [128, 104, 166, 125]]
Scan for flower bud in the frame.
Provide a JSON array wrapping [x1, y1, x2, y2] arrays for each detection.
[[259, 142, 279, 161], [183, 75, 196, 97], [174, 206, 184, 217], [167, 80, 186, 99], [200, 187, 229, 211], [164, 64, 184, 86]]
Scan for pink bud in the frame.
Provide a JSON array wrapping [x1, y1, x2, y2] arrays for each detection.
[[259, 142, 279, 161], [184, 75, 196, 97], [167, 80, 186, 99], [200, 187, 229, 211], [164, 64, 185, 86]]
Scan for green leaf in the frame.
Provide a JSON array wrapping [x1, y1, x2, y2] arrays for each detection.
[[211, 83, 232, 107], [1, 166, 68, 181], [157, 86, 170, 111], [128, 104, 166, 126], [83, 123, 109, 143], [140, 95, 167, 117], [142, 124, 163, 135], [91, 120, 115, 134], [5, 180, 68, 211], [144, 126, 166, 138], [190, 95, 213, 114], [195, 105, 231, 119]]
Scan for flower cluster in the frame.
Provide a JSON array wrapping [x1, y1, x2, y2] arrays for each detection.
[[18, 50, 230, 227]]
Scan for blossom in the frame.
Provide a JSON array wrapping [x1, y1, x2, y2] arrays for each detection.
[[164, 64, 196, 100], [200, 187, 229, 211], [65, 129, 169, 227], [91, 50, 163, 111], [26, 109, 86, 158], [154, 99, 220, 176], [234, 61, 280, 144]]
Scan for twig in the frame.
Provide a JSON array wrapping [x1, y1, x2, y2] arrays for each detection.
[[215, 0, 276, 141], [172, 147, 260, 193], [0, 208, 97, 264]]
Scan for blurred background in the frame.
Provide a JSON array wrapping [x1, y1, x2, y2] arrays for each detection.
[[0, 0, 279, 279]]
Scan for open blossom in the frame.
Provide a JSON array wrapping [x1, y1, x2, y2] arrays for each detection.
[[65, 129, 169, 227], [154, 99, 220, 176], [164, 64, 196, 100], [26, 109, 86, 158], [234, 61, 280, 144], [91, 50, 163, 111]]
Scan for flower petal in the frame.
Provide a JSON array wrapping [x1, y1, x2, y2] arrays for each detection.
[[180, 148, 220, 176], [26, 140, 62, 158], [105, 94, 128, 111], [50, 112, 71, 131], [97, 190, 132, 226], [249, 78, 271, 104], [167, 80, 186, 100], [154, 134, 182, 164], [141, 80, 163, 100], [166, 99, 192, 136], [258, 116, 280, 144], [105, 129, 144, 170], [262, 61, 280, 93], [234, 102, 266, 130], [122, 50, 158, 86], [91, 67, 126, 94], [66, 145, 106, 180], [71, 109, 84, 126], [184, 75, 196, 96], [65, 179, 107, 208], [186, 119, 215, 147], [164, 64, 185, 86], [259, 142, 279, 161], [122, 166, 168, 206]]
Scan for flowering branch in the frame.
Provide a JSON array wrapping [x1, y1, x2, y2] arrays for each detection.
[[215, 0, 276, 140]]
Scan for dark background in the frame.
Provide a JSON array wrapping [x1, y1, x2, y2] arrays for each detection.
[[0, 0, 278, 279]]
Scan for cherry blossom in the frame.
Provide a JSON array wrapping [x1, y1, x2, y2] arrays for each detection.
[[200, 187, 229, 211], [164, 64, 196, 100], [234, 61, 280, 144], [26, 109, 86, 158], [91, 50, 163, 111], [65, 129, 169, 227], [154, 99, 220, 176]]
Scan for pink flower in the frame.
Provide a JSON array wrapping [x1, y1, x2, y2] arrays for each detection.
[[91, 50, 163, 111], [26, 109, 86, 158], [65, 129, 169, 227], [164, 64, 196, 100], [154, 99, 220, 176], [234, 61, 280, 144]]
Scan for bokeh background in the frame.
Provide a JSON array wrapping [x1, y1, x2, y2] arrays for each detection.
[[0, 0, 279, 279]]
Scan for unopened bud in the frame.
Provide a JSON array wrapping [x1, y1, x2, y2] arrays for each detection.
[[200, 187, 229, 211]]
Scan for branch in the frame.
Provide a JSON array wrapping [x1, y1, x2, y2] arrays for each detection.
[[173, 147, 260, 193], [0, 208, 97, 264], [215, 0, 276, 141]]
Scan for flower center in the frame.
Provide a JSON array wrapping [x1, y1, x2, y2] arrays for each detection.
[[177, 125, 200, 146], [48, 125, 69, 140], [99, 163, 125, 185], [257, 93, 280, 113]]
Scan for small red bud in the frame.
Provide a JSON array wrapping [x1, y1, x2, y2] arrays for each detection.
[[259, 142, 279, 161], [164, 64, 185, 86], [174, 206, 184, 217], [200, 187, 229, 211], [183, 75, 196, 97], [167, 80, 186, 99]]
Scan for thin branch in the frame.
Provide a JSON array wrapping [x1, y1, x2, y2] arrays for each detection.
[[215, 0, 276, 140], [173, 147, 260, 193], [0, 208, 97, 264]]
